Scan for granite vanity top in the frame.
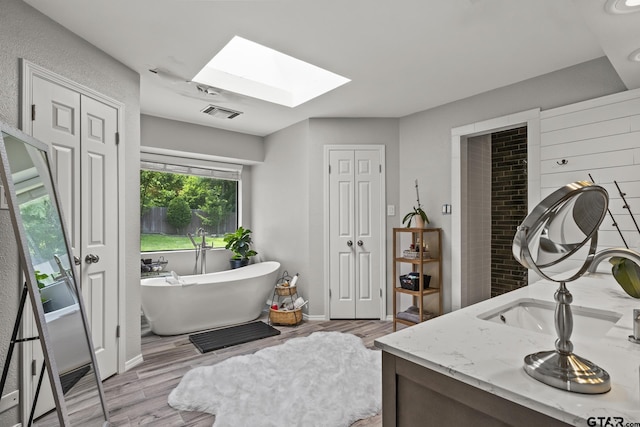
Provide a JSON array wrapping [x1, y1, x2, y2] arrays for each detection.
[[375, 272, 640, 425]]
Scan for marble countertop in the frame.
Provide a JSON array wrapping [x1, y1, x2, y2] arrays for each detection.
[[375, 271, 640, 425]]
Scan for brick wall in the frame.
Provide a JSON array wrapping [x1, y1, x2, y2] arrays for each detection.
[[491, 127, 528, 297]]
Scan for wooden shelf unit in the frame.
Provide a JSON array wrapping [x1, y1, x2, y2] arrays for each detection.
[[392, 227, 442, 331]]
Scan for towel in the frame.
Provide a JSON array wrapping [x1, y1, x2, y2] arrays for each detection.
[[396, 306, 435, 323], [166, 271, 186, 285]]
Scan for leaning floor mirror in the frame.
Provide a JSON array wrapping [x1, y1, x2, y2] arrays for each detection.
[[0, 122, 109, 426]]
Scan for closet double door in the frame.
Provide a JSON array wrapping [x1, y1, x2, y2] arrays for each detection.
[[29, 74, 119, 380], [328, 147, 384, 319]]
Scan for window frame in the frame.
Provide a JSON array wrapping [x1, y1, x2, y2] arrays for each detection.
[[139, 150, 243, 253]]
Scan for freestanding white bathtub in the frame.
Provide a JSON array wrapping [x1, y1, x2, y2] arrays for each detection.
[[140, 261, 281, 335]]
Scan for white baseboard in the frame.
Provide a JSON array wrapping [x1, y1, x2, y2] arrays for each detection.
[[0, 390, 19, 414], [303, 313, 326, 321], [385, 315, 393, 321], [124, 354, 144, 371]]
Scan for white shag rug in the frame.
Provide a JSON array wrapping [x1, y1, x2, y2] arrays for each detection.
[[168, 331, 381, 427]]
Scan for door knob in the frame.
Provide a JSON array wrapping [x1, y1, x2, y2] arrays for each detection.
[[357, 240, 363, 246], [347, 240, 353, 247], [73, 256, 81, 266], [85, 254, 100, 264]]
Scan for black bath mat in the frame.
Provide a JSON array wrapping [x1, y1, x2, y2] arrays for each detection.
[[189, 321, 281, 354], [60, 364, 91, 394]]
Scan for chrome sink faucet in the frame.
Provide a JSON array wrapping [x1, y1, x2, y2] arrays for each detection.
[[587, 247, 640, 273], [587, 247, 640, 344]]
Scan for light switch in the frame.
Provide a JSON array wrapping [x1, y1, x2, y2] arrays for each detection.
[[442, 204, 451, 215], [387, 205, 395, 216]]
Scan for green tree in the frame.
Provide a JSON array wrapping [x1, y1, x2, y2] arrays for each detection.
[[197, 180, 237, 234], [20, 197, 67, 264], [166, 196, 192, 234], [140, 170, 186, 216], [181, 175, 210, 209]]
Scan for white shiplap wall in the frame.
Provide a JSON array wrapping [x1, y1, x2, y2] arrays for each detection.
[[540, 89, 640, 269]]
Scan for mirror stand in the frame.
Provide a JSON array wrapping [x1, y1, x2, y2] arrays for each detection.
[[0, 283, 59, 426], [513, 181, 611, 394], [0, 122, 110, 426], [523, 281, 611, 394]]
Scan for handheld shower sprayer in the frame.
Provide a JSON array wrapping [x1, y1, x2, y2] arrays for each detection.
[[187, 233, 198, 248]]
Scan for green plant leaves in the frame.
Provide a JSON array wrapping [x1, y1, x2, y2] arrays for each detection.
[[34, 270, 49, 289], [402, 207, 430, 228], [223, 227, 257, 259], [610, 256, 640, 298]]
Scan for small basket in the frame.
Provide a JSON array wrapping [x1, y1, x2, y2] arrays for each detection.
[[269, 308, 302, 325], [275, 285, 297, 296], [399, 274, 431, 291]]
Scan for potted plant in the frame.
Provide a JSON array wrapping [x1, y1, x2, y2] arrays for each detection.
[[35, 270, 52, 311], [402, 179, 430, 228], [223, 226, 257, 269]]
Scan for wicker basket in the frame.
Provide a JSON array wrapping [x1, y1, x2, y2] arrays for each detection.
[[269, 308, 302, 325], [274, 285, 297, 296]]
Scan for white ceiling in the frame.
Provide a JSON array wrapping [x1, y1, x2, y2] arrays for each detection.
[[23, 0, 640, 137]]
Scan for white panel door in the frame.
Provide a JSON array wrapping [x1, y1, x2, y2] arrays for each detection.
[[29, 75, 82, 418], [329, 148, 382, 319], [33, 75, 81, 253], [329, 150, 356, 318], [354, 150, 381, 318], [80, 95, 119, 378], [29, 78, 119, 380]]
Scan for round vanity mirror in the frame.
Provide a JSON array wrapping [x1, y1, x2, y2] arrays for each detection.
[[512, 181, 611, 394], [513, 181, 608, 282]]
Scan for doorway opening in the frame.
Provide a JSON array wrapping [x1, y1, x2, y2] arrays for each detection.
[[490, 127, 528, 297], [451, 109, 540, 311]]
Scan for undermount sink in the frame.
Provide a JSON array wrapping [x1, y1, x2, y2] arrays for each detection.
[[478, 298, 622, 340]]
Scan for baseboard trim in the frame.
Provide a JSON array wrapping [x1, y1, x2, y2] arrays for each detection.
[[385, 315, 393, 321], [124, 354, 144, 371], [303, 313, 326, 321], [0, 390, 19, 414]]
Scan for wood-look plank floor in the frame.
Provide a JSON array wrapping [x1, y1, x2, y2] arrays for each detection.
[[58, 315, 393, 426]]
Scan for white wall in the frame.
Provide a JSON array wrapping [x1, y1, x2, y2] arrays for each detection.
[[141, 114, 264, 164], [253, 118, 400, 317], [252, 120, 311, 311], [463, 134, 492, 305], [399, 57, 627, 313], [0, 0, 141, 424], [539, 88, 640, 272]]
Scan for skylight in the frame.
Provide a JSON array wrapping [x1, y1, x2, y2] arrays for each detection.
[[605, 0, 640, 13], [191, 36, 350, 108]]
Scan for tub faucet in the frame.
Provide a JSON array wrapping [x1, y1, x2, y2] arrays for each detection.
[[187, 232, 198, 248], [196, 228, 211, 274]]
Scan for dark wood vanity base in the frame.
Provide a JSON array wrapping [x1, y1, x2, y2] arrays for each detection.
[[381, 351, 570, 427]]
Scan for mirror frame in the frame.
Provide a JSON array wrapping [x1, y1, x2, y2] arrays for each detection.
[[0, 122, 109, 425], [512, 180, 608, 283]]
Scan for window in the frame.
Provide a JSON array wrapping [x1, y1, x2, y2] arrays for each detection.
[[140, 157, 240, 253]]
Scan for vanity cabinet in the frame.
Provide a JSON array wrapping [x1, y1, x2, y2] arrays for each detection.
[[381, 352, 569, 427], [392, 227, 442, 331]]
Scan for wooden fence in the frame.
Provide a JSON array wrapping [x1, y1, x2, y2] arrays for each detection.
[[140, 207, 237, 236]]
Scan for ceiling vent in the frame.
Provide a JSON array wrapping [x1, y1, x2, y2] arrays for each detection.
[[200, 104, 242, 119]]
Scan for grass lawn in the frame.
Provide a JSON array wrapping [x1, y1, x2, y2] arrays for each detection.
[[141, 234, 226, 252]]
